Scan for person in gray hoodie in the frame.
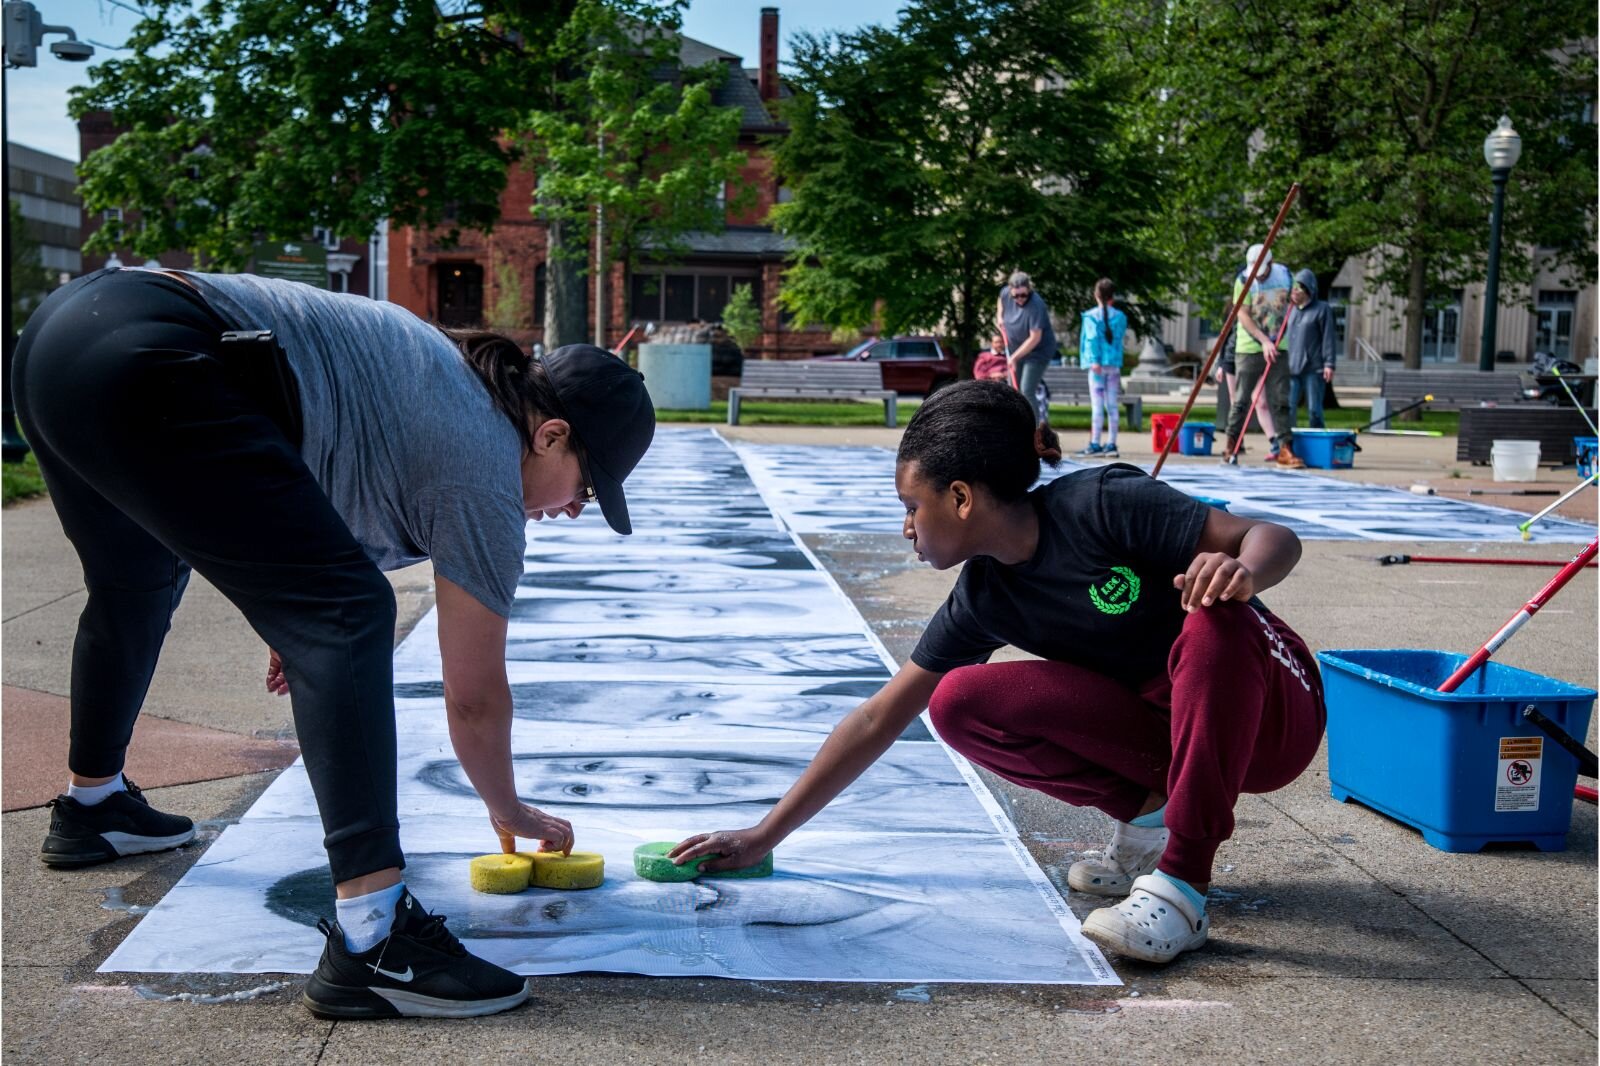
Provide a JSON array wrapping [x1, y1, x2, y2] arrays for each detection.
[[1286, 269, 1337, 429]]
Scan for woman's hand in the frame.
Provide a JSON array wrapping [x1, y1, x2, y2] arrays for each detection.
[[265, 649, 289, 696], [489, 804, 574, 856], [1173, 552, 1255, 612], [667, 827, 774, 874]]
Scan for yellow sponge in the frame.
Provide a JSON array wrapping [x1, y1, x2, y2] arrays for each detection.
[[469, 853, 533, 894], [523, 850, 605, 890]]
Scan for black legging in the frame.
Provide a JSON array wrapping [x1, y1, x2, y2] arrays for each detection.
[[13, 269, 403, 882]]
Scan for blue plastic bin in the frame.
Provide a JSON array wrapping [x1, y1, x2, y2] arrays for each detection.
[[1293, 428, 1357, 469], [1575, 436, 1597, 479], [1178, 422, 1215, 456], [1318, 649, 1596, 852]]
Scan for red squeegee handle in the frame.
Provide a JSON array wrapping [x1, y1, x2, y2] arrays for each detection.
[[1436, 539, 1598, 694]]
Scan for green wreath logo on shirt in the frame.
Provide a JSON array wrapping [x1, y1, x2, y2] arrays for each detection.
[[1088, 566, 1141, 615]]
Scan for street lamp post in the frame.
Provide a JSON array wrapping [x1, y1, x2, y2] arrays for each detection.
[[1478, 115, 1522, 373], [2, 0, 93, 461]]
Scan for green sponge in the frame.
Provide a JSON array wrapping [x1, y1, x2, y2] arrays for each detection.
[[632, 841, 774, 882]]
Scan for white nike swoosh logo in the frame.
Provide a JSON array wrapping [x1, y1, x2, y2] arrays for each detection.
[[368, 964, 414, 983]]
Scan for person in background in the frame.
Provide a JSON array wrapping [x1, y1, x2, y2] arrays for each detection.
[[1285, 270, 1337, 429], [1224, 245, 1302, 468], [973, 333, 1010, 382], [995, 271, 1057, 425], [1076, 278, 1128, 458]]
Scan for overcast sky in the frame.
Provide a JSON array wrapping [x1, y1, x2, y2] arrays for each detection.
[[6, 0, 903, 162]]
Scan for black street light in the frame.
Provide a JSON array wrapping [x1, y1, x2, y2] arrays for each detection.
[[1478, 114, 1522, 373], [3, 0, 94, 461]]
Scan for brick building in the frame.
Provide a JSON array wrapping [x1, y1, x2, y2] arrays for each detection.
[[385, 6, 832, 359]]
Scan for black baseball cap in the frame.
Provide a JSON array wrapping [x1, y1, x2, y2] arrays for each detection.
[[539, 344, 656, 535]]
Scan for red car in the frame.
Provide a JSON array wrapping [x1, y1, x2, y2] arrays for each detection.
[[812, 336, 959, 395]]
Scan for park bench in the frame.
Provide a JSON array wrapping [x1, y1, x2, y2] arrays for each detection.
[[727, 361, 898, 427], [1372, 367, 1537, 422], [1040, 367, 1144, 431]]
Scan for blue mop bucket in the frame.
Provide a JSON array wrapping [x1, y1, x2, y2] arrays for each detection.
[[1318, 649, 1595, 853]]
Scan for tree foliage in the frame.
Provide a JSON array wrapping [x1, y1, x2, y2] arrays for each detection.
[[8, 200, 57, 327], [1100, 0, 1597, 365], [770, 0, 1171, 370], [70, 0, 535, 269], [523, 1, 745, 273], [66, 0, 745, 349], [720, 283, 762, 351]]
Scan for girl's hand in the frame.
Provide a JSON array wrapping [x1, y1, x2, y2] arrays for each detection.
[[265, 649, 289, 696], [1173, 552, 1255, 611], [667, 827, 773, 873], [490, 804, 574, 856]]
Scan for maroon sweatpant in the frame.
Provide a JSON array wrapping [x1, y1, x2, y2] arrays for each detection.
[[927, 601, 1325, 885]]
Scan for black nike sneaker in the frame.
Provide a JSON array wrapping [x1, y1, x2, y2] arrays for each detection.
[[303, 889, 530, 1019], [40, 777, 196, 868]]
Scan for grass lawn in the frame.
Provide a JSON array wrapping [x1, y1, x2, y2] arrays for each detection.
[[669, 397, 1460, 437], [2, 452, 47, 506]]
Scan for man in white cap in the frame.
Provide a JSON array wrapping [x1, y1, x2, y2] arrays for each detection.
[[1224, 244, 1303, 468]]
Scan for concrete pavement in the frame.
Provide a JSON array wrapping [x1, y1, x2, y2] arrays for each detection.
[[2, 425, 1595, 1065]]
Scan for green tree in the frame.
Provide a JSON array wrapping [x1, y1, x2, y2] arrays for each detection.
[[69, 0, 538, 269], [523, 0, 746, 348], [721, 283, 762, 352], [770, 0, 1170, 373], [1100, 0, 1597, 367], [66, 0, 744, 351], [487, 258, 532, 331], [8, 200, 56, 327]]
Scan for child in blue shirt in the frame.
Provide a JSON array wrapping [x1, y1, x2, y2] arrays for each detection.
[[1076, 278, 1128, 458]]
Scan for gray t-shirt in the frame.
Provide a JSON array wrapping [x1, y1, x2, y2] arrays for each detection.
[[998, 286, 1057, 363], [184, 272, 527, 618]]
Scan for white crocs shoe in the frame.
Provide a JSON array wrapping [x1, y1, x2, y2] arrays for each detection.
[[1081, 873, 1209, 964], [1066, 820, 1168, 897]]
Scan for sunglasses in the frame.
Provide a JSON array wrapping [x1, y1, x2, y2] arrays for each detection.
[[574, 445, 598, 506]]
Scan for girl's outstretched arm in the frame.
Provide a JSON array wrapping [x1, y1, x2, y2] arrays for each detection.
[[669, 661, 944, 872]]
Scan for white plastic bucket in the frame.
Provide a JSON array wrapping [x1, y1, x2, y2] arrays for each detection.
[[1490, 439, 1541, 482]]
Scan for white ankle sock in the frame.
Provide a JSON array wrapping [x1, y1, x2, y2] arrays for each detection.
[[337, 882, 406, 954], [67, 775, 127, 806]]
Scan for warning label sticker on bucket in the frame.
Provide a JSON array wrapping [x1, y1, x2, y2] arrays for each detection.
[[1495, 736, 1543, 812]]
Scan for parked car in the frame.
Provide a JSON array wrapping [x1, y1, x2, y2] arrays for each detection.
[[811, 335, 959, 395]]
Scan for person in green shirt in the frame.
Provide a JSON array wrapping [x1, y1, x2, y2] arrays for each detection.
[[1224, 245, 1304, 468]]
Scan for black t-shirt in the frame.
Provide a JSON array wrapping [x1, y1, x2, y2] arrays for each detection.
[[911, 465, 1214, 687]]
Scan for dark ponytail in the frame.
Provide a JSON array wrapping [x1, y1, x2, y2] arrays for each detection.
[[443, 328, 562, 453], [1093, 278, 1115, 353], [897, 380, 1060, 502]]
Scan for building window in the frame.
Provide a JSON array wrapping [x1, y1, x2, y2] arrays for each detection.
[[103, 207, 122, 222], [663, 274, 696, 321], [1535, 290, 1577, 360], [311, 226, 340, 251], [628, 269, 761, 324], [1329, 286, 1351, 350]]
